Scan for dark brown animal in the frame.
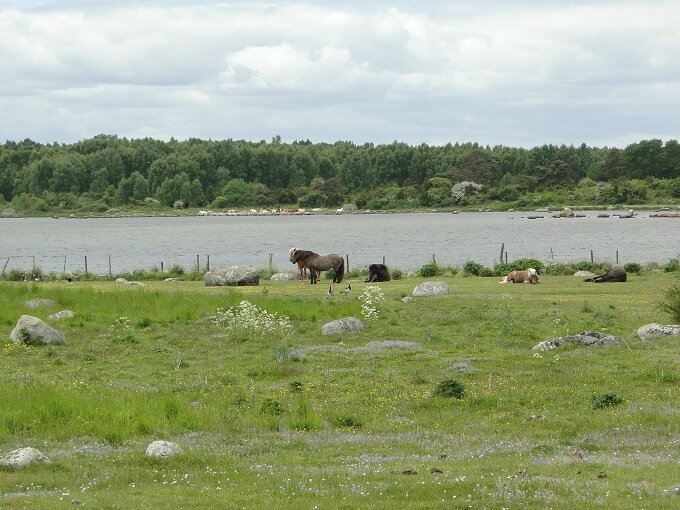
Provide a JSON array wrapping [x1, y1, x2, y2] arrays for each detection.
[[366, 264, 391, 282], [584, 267, 627, 283]]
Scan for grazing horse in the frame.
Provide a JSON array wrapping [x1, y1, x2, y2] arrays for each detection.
[[500, 267, 539, 284], [289, 247, 309, 281], [290, 249, 345, 284]]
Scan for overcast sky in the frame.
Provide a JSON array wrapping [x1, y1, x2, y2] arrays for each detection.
[[1, 0, 678, 148]]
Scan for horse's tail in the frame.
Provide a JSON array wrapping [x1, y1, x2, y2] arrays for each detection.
[[335, 256, 345, 283]]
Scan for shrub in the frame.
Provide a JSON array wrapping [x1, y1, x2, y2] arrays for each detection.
[[391, 268, 403, 280], [623, 262, 642, 274], [591, 393, 623, 409], [663, 258, 680, 273], [433, 379, 466, 399], [463, 261, 493, 276], [658, 282, 680, 323], [419, 262, 440, 277], [495, 258, 545, 276], [261, 398, 286, 416], [330, 415, 363, 429]]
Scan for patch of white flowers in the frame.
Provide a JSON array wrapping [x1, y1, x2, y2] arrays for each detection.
[[212, 300, 292, 338], [451, 181, 483, 203], [359, 285, 385, 320], [110, 316, 131, 338]]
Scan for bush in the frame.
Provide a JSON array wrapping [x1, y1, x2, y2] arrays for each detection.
[[623, 262, 642, 274], [591, 393, 623, 409], [495, 258, 545, 276], [659, 282, 680, 323], [664, 258, 680, 273], [391, 268, 403, 280], [463, 261, 493, 276], [433, 379, 466, 399], [419, 262, 440, 277]]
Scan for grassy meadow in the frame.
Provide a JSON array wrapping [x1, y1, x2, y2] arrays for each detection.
[[0, 273, 679, 509]]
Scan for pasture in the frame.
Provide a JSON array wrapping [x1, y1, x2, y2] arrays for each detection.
[[0, 273, 678, 509]]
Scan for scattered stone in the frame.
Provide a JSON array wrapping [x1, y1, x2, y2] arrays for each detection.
[[355, 340, 420, 351], [532, 331, 620, 351], [401, 296, 414, 303], [637, 323, 680, 340], [48, 310, 76, 320], [558, 207, 575, 218], [413, 281, 449, 297], [0, 447, 50, 467], [430, 467, 443, 474], [322, 317, 365, 335], [164, 277, 178, 282], [573, 270, 596, 278], [25, 298, 57, 309], [451, 362, 473, 372], [401, 469, 418, 475], [145, 440, 182, 458], [2, 207, 17, 217], [204, 266, 259, 286], [115, 277, 145, 286], [650, 211, 680, 218], [270, 272, 296, 281], [10, 315, 65, 345]]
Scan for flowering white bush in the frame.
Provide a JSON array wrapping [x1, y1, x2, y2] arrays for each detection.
[[212, 300, 292, 338], [451, 181, 483, 203], [359, 285, 385, 320]]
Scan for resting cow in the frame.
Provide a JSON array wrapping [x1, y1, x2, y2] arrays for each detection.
[[500, 267, 539, 284], [584, 267, 627, 283], [365, 263, 391, 282]]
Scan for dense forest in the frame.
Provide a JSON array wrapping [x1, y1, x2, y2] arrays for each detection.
[[1, 135, 679, 214]]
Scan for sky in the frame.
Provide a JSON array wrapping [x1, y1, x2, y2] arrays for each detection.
[[0, 1, 678, 148]]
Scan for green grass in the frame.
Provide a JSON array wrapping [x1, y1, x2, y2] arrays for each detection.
[[1, 275, 679, 509]]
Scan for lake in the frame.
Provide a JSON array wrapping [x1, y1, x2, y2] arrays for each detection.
[[2, 211, 679, 275]]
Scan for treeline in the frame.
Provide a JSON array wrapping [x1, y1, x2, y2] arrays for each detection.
[[1, 135, 679, 213]]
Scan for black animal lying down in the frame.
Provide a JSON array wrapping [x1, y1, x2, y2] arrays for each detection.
[[584, 267, 627, 283], [366, 263, 391, 282]]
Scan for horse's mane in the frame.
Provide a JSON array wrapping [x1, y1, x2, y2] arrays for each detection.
[[293, 249, 318, 261]]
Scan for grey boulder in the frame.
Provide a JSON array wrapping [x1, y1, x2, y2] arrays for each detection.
[[204, 266, 259, 286], [637, 323, 680, 340], [322, 317, 365, 335], [146, 440, 182, 458], [10, 315, 65, 345], [413, 281, 449, 297], [0, 447, 50, 467]]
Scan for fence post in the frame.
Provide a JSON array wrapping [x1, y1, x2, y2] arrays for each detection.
[[1, 257, 9, 278], [382, 255, 385, 265], [84, 256, 88, 275], [268, 253, 272, 272], [590, 250, 594, 263], [63, 256, 67, 273], [161, 261, 164, 273], [207, 254, 210, 272], [32, 256, 36, 273], [346, 254, 350, 274], [499, 243, 505, 265], [616, 250, 619, 264], [196, 254, 200, 273], [432, 254, 436, 265], [108, 254, 112, 276]]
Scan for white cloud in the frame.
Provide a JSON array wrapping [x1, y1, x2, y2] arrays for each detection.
[[0, 0, 679, 147]]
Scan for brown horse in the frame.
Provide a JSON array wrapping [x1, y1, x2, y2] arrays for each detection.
[[290, 249, 345, 284], [289, 247, 308, 281]]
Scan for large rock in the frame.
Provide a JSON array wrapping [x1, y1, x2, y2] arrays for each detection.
[[637, 323, 680, 340], [573, 270, 596, 278], [270, 272, 296, 281], [533, 331, 620, 351], [558, 207, 575, 218], [10, 315, 65, 345], [25, 298, 57, 309], [322, 317, 365, 335], [146, 440, 182, 458], [0, 447, 50, 467], [204, 266, 259, 286], [413, 281, 449, 297], [115, 277, 145, 286], [2, 207, 17, 218]]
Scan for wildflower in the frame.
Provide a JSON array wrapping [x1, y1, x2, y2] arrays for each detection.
[[212, 300, 292, 338], [359, 285, 385, 320]]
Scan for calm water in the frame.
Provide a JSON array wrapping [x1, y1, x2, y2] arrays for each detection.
[[1, 211, 679, 275]]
